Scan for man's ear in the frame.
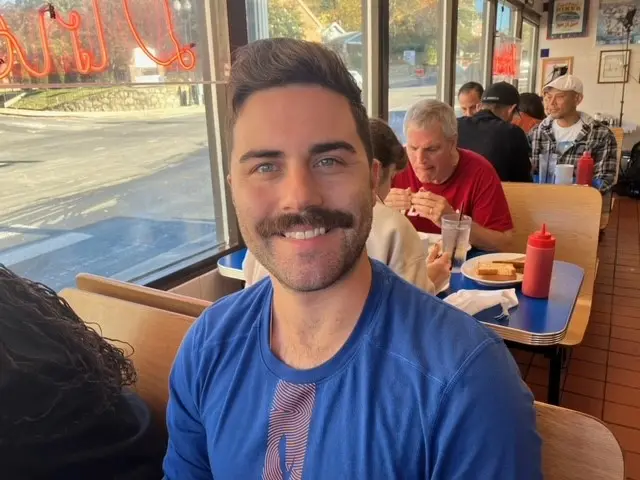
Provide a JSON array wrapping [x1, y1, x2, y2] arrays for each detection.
[[227, 174, 232, 187], [575, 92, 584, 106], [371, 158, 381, 190]]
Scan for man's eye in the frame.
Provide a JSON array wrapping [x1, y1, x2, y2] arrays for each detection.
[[315, 157, 339, 168], [255, 163, 278, 174]]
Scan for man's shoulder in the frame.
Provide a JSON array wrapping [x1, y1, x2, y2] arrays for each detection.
[[370, 266, 502, 383], [187, 282, 270, 351], [372, 202, 420, 241], [588, 120, 616, 141]]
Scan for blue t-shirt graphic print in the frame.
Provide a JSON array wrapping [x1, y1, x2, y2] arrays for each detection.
[[263, 382, 316, 480]]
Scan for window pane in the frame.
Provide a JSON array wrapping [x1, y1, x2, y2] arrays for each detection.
[[388, 0, 443, 143], [496, 0, 516, 36], [454, 0, 488, 117], [0, 0, 227, 290], [518, 21, 537, 93], [244, 0, 365, 90]]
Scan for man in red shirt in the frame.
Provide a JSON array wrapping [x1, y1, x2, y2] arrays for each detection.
[[388, 99, 513, 251]]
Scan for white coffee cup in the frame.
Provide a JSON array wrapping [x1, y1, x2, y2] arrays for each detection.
[[555, 164, 574, 185]]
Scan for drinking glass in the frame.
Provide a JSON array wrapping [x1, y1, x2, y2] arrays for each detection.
[[441, 214, 472, 273]]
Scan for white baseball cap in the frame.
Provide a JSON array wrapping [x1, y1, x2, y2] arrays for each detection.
[[543, 74, 583, 94]]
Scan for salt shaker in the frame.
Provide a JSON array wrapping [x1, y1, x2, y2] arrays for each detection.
[[522, 224, 556, 299]]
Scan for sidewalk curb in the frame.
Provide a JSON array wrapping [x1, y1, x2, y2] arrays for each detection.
[[0, 106, 205, 120]]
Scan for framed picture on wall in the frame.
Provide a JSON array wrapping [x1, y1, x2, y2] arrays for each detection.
[[540, 57, 574, 92], [547, 0, 590, 39], [598, 50, 631, 83]]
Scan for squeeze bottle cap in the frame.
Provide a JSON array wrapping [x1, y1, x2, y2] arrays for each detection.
[[528, 223, 556, 249]]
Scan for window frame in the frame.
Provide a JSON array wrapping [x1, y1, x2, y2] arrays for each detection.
[[151, 0, 545, 290]]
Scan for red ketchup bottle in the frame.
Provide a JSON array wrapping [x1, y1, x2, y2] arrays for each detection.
[[576, 151, 595, 186], [522, 224, 556, 299]]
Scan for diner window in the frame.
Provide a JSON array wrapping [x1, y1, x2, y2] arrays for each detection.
[[387, 0, 444, 142], [454, 0, 489, 117], [244, 0, 365, 91], [0, 0, 230, 290], [518, 20, 537, 93]]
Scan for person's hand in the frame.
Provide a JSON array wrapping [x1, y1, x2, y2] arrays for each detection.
[[410, 190, 454, 226], [426, 243, 451, 292], [385, 188, 412, 212]]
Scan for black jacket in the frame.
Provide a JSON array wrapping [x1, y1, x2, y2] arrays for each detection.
[[457, 110, 532, 183], [1, 391, 165, 480]]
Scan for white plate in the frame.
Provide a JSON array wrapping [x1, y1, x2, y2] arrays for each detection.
[[461, 252, 525, 287]]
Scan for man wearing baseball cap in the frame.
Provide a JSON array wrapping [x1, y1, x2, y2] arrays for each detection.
[[457, 81, 532, 182], [529, 74, 617, 192]]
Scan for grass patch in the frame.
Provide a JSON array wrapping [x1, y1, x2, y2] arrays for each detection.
[[10, 87, 116, 110]]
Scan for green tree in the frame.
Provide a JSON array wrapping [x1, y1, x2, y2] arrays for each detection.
[[268, 0, 305, 39], [456, 0, 484, 57]]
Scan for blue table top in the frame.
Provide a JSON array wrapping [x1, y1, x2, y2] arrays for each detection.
[[217, 247, 583, 346], [445, 250, 583, 345], [217, 248, 247, 281]]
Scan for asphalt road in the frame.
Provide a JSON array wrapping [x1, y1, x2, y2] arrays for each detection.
[[0, 110, 221, 289], [0, 109, 209, 218]]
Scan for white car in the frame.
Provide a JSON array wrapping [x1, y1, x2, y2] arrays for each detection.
[[348, 70, 363, 89]]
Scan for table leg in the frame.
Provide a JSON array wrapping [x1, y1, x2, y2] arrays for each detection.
[[547, 347, 563, 405]]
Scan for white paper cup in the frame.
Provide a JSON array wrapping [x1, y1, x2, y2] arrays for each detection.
[[555, 164, 574, 185]]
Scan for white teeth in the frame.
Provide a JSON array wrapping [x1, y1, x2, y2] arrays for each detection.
[[284, 227, 328, 240]]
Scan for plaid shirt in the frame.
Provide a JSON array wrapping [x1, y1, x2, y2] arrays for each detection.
[[528, 112, 617, 192]]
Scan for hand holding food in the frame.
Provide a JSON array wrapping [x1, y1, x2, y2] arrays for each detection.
[[410, 189, 455, 226]]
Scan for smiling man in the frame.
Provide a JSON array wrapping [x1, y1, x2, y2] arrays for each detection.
[[387, 99, 514, 252], [163, 39, 541, 480]]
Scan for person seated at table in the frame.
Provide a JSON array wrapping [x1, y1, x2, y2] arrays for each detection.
[[0, 265, 165, 479], [387, 99, 514, 252], [243, 117, 452, 294], [457, 81, 483, 118], [457, 82, 532, 183], [529, 74, 617, 192], [513, 92, 545, 134]]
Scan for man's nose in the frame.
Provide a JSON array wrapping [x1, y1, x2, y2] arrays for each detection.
[[416, 149, 429, 164], [280, 163, 323, 211]]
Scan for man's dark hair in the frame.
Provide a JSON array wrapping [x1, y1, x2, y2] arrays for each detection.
[[519, 93, 546, 120], [457, 81, 484, 98], [369, 118, 408, 180], [0, 265, 136, 446], [228, 38, 373, 163]]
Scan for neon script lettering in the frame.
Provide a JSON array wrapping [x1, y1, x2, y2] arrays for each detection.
[[0, 0, 196, 80]]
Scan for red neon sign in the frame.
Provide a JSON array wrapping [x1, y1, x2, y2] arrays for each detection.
[[0, 0, 196, 80], [493, 43, 518, 78]]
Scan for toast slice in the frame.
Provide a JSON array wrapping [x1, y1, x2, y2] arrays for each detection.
[[476, 262, 517, 281], [492, 256, 526, 273]]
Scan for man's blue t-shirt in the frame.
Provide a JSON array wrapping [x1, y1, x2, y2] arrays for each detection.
[[164, 260, 541, 479]]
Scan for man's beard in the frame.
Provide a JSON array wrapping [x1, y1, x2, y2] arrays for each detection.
[[241, 201, 373, 292]]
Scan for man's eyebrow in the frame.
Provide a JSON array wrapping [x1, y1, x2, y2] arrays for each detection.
[[309, 141, 357, 156], [238, 149, 283, 163], [238, 141, 357, 163]]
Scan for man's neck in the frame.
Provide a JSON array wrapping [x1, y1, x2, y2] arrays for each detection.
[[270, 252, 373, 370], [555, 111, 581, 128]]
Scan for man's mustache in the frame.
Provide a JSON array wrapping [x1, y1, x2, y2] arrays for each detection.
[[255, 206, 355, 238]]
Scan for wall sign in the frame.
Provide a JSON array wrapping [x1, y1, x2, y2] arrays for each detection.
[[547, 0, 590, 39]]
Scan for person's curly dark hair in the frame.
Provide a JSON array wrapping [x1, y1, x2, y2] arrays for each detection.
[[0, 265, 137, 446]]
